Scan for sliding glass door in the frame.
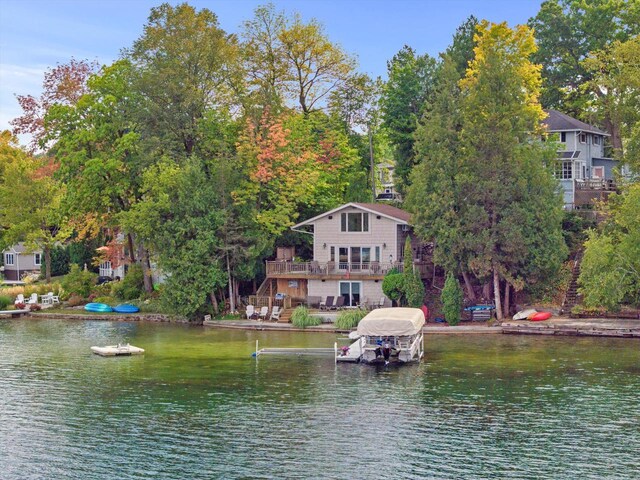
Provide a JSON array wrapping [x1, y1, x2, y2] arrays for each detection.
[[339, 281, 361, 307]]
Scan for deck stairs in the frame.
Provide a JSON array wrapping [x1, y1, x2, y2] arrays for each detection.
[[562, 249, 584, 312]]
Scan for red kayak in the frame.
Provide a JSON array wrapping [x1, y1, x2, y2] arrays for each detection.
[[528, 311, 552, 321]]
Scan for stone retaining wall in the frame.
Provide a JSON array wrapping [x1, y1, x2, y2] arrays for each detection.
[[31, 312, 190, 323]]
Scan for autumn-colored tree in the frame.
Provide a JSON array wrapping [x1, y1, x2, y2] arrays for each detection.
[[10, 59, 98, 152], [235, 110, 358, 237]]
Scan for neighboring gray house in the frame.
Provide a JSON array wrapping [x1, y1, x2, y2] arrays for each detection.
[[375, 161, 401, 202], [2, 243, 42, 281], [260, 203, 431, 308], [543, 109, 620, 209]]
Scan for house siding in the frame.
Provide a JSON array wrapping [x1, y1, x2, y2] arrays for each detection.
[[312, 206, 402, 264]]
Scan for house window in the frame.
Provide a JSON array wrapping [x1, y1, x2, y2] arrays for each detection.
[[5, 253, 15, 265], [555, 161, 573, 180], [560, 132, 566, 143], [339, 281, 361, 307], [340, 212, 369, 232], [34, 253, 41, 266], [579, 133, 587, 143], [330, 246, 335, 262], [593, 135, 601, 145]]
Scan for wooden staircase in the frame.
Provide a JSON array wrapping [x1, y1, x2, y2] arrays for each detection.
[[277, 308, 293, 323], [562, 249, 584, 312]]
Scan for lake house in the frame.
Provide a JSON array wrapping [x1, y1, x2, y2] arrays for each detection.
[[2, 243, 42, 282], [256, 203, 432, 310], [543, 109, 622, 210]]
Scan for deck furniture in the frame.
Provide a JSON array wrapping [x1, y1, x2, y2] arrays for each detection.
[[246, 305, 256, 319], [331, 296, 345, 310], [14, 294, 25, 305], [25, 293, 38, 304], [320, 296, 334, 311], [270, 306, 282, 321], [257, 306, 269, 321]]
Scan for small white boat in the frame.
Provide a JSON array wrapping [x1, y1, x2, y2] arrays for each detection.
[[90, 343, 145, 357], [513, 309, 537, 320]]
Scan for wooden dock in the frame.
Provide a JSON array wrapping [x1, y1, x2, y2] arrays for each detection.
[[0, 309, 30, 318], [502, 318, 640, 338]]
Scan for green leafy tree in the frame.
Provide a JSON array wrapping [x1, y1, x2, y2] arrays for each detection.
[[579, 183, 640, 309], [0, 132, 69, 281], [381, 45, 438, 193], [382, 273, 405, 306], [441, 273, 464, 325], [402, 237, 425, 307], [528, 0, 640, 145]]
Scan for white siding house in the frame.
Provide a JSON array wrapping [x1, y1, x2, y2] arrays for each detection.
[[2, 243, 42, 282]]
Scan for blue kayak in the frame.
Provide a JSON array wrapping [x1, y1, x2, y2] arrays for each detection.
[[113, 304, 140, 314], [464, 305, 495, 311], [84, 303, 114, 313]]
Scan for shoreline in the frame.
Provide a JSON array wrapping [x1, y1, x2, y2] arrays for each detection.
[[7, 311, 639, 337]]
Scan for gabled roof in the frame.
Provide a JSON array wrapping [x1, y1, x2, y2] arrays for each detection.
[[543, 109, 609, 136], [292, 202, 411, 230], [3, 243, 39, 254]]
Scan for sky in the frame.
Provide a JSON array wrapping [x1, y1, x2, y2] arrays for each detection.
[[0, 0, 543, 145]]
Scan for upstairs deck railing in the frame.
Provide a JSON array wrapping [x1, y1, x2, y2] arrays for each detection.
[[266, 260, 431, 277], [575, 179, 616, 191]]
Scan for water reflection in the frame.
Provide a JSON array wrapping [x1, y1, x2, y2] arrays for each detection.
[[1, 318, 639, 479]]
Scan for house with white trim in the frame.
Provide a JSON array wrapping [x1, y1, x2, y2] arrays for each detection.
[[1, 243, 42, 281], [543, 109, 622, 209], [258, 203, 431, 308]]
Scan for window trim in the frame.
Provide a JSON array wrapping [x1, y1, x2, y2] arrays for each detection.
[[5, 253, 15, 266], [560, 132, 566, 143], [340, 212, 370, 233], [579, 133, 587, 144], [34, 253, 41, 266], [593, 135, 601, 146]]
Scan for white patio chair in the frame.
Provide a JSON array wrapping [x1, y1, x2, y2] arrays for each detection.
[[257, 306, 269, 321], [49, 292, 60, 304], [25, 293, 38, 304], [40, 293, 52, 305], [246, 305, 256, 319], [269, 306, 281, 321], [14, 294, 25, 305]]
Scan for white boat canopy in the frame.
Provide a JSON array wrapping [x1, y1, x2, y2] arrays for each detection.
[[356, 308, 425, 337]]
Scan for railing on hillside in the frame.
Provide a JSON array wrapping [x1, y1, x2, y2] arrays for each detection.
[[248, 295, 292, 310], [265, 260, 431, 278]]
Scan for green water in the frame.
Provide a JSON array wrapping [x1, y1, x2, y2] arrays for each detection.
[[1, 318, 639, 479]]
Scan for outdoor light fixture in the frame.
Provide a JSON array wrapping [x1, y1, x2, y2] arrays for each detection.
[[323, 243, 327, 249], [383, 243, 387, 249]]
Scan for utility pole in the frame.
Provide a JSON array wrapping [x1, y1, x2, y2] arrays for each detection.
[[369, 124, 376, 201]]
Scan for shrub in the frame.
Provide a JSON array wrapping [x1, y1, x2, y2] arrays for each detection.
[[0, 295, 11, 310], [441, 273, 463, 326], [111, 264, 144, 300], [382, 273, 405, 306], [405, 270, 425, 308], [61, 265, 97, 299], [93, 296, 117, 305], [28, 303, 42, 311], [334, 309, 367, 330], [46, 246, 70, 277], [67, 295, 85, 307], [291, 306, 321, 328], [15, 302, 26, 310]]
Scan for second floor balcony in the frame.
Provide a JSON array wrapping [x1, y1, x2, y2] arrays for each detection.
[[266, 260, 432, 280]]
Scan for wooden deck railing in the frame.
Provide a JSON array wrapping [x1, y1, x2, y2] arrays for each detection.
[[265, 261, 431, 277], [575, 179, 616, 191]]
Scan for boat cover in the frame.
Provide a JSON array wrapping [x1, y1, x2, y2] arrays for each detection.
[[357, 308, 425, 336]]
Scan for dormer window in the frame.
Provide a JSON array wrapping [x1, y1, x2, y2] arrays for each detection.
[[341, 212, 369, 232], [579, 133, 587, 144]]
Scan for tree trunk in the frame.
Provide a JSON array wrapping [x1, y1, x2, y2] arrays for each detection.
[[210, 291, 219, 314], [503, 282, 510, 319], [482, 282, 492, 303], [461, 269, 476, 302], [127, 233, 136, 263], [493, 267, 503, 321], [137, 243, 153, 294], [226, 252, 235, 314], [44, 244, 52, 283]]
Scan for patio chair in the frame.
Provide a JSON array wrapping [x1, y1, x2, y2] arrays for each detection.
[[40, 293, 52, 305], [269, 306, 281, 321], [49, 292, 60, 304], [257, 306, 269, 321], [376, 297, 386, 308], [25, 293, 38, 305], [14, 294, 25, 305], [245, 305, 256, 319], [331, 296, 345, 310], [320, 296, 334, 311], [357, 298, 369, 310]]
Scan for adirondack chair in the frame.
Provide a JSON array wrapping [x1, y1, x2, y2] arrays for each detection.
[[14, 294, 25, 305], [331, 296, 345, 310], [245, 305, 256, 319], [269, 306, 282, 321], [376, 297, 386, 308], [320, 296, 334, 311], [49, 292, 60, 304], [25, 293, 38, 304], [257, 306, 269, 321]]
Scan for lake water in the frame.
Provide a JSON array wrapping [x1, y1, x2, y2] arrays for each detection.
[[1, 318, 639, 479]]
